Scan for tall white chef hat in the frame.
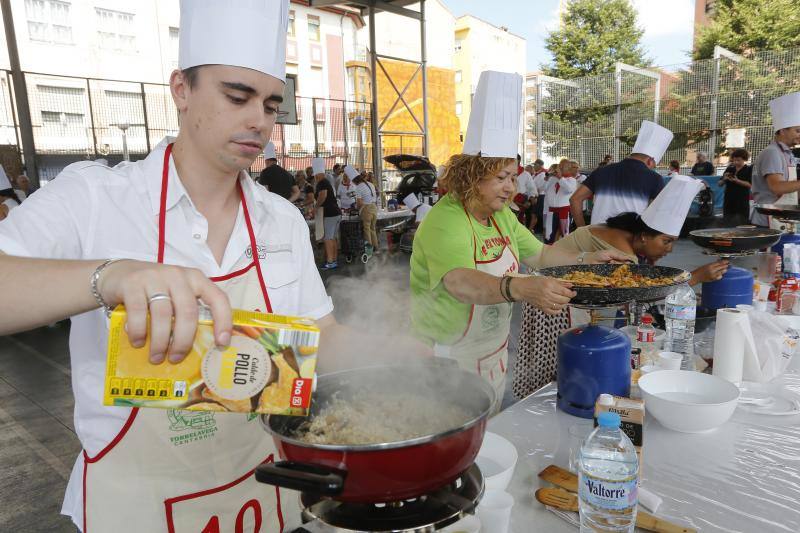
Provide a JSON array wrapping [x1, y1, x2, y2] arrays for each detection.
[[403, 193, 421, 210], [463, 71, 523, 158], [311, 158, 326, 176], [343, 165, 359, 180], [263, 142, 277, 160], [769, 91, 800, 132], [0, 166, 11, 190], [640, 175, 704, 237], [631, 120, 674, 164], [179, 0, 289, 82]]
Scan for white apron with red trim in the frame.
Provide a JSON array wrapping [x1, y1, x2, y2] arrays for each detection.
[[434, 215, 519, 414], [81, 144, 301, 532]]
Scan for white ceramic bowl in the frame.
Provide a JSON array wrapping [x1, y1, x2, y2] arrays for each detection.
[[638, 370, 740, 433], [475, 432, 518, 491]]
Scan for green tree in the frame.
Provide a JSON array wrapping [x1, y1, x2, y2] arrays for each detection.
[[694, 0, 800, 60], [542, 0, 650, 78], [537, 0, 652, 167]]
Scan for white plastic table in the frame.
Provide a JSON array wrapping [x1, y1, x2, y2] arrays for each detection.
[[488, 373, 800, 532]]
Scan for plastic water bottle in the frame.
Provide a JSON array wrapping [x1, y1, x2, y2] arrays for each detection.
[[635, 314, 657, 366], [578, 412, 639, 533], [663, 284, 697, 370]]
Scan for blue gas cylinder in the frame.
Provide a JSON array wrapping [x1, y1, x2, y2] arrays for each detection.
[[700, 265, 753, 311], [556, 325, 631, 419], [772, 232, 800, 263]]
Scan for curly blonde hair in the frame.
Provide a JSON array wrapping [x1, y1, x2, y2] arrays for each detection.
[[439, 154, 516, 209]]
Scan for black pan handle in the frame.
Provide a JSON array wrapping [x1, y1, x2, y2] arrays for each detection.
[[254, 461, 346, 495]]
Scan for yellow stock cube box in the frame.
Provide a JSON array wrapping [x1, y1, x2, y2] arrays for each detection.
[[103, 306, 320, 415]]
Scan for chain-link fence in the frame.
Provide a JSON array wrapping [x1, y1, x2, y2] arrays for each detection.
[[527, 46, 800, 173], [0, 70, 374, 183]]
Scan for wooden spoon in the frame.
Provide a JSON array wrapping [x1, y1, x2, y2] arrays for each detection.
[[535, 488, 695, 533]]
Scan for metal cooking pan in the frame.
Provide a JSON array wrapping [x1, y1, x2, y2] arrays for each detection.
[[755, 204, 800, 221], [536, 264, 690, 306], [689, 227, 782, 253], [255, 364, 494, 503]]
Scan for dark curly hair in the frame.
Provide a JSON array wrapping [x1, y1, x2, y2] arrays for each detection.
[[605, 211, 661, 237]]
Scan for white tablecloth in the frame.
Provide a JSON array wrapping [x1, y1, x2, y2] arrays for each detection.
[[489, 373, 800, 532]]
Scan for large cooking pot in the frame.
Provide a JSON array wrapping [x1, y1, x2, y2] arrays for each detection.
[[536, 264, 691, 306], [689, 227, 782, 253], [255, 364, 495, 503]]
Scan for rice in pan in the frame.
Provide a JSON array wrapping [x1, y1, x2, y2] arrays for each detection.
[[293, 391, 473, 445]]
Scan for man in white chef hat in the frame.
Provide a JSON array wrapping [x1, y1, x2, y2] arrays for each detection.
[[257, 141, 299, 201], [751, 91, 800, 227], [0, 1, 337, 530], [403, 192, 432, 226], [571, 120, 672, 227]]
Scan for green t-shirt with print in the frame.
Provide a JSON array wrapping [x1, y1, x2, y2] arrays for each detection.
[[410, 193, 544, 345]]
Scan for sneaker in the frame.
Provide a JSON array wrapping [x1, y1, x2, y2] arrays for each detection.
[[320, 261, 338, 271]]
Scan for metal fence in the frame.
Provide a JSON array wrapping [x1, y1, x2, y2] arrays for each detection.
[[0, 70, 374, 183], [528, 46, 800, 173]]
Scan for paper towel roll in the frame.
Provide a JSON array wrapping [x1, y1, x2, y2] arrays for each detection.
[[712, 308, 749, 385]]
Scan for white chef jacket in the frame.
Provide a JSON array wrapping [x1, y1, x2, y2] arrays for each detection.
[[532, 171, 547, 197], [516, 171, 535, 198], [0, 138, 333, 527]]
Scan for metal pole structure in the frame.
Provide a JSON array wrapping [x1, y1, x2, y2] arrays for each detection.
[[341, 98, 349, 165], [85, 79, 99, 157], [613, 66, 622, 161], [368, 5, 382, 203], [5, 71, 21, 151], [140, 82, 151, 152], [535, 76, 542, 160], [1, 0, 39, 186], [707, 47, 742, 162], [420, 0, 429, 158], [311, 97, 320, 157]]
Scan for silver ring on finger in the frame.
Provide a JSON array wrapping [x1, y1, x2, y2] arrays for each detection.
[[148, 292, 172, 305], [552, 303, 558, 310]]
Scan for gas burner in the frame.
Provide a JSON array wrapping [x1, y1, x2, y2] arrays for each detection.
[[296, 464, 484, 533], [701, 248, 757, 258]]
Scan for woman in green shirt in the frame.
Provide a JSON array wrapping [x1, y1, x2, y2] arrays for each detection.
[[410, 154, 627, 412]]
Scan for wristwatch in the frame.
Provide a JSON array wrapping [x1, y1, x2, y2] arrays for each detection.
[[576, 252, 588, 264]]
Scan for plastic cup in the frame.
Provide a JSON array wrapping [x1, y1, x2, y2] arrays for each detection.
[[476, 490, 514, 533], [658, 351, 683, 370]]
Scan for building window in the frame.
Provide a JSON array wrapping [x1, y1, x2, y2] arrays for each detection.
[[288, 10, 295, 38], [455, 70, 462, 84], [41, 110, 84, 126], [455, 101, 462, 115], [96, 8, 136, 52], [307, 15, 320, 42], [25, 0, 72, 44], [454, 39, 462, 52]]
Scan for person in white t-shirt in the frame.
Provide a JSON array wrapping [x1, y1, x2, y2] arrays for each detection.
[[336, 169, 357, 211], [531, 159, 547, 232], [0, 2, 427, 531], [352, 167, 380, 252], [544, 159, 578, 243], [514, 165, 535, 226]]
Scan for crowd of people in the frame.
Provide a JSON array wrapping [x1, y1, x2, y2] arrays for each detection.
[[255, 145, 422, 270]]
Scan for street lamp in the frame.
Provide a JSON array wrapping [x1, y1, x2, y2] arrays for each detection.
[[116, 122, 130, 161]]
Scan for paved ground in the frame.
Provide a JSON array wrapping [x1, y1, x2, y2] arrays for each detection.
[[0, 237, 755, 531]]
